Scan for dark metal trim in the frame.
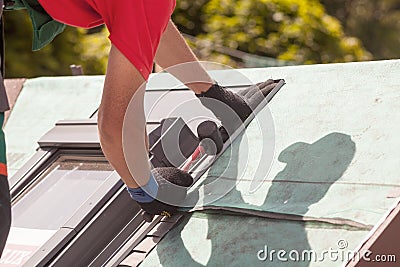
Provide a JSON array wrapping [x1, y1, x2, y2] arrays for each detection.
[[55, 120, 98, 126], [346, 200, 400, 266], [88, 211, 147, 267]]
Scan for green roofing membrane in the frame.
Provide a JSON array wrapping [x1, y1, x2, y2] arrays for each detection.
[[143, 213, 368, 267], [142, 60, 400, 266], [4, 76, 104, 176]]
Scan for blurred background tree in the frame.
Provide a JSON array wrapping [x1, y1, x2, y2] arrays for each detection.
[[174, 0, 371, 65], [3, 10, 110, 78], [3, 0, 399, 77], [320, 0, 400, 60]]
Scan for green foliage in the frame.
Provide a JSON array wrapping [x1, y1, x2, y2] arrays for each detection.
[[3, 10, 109, 78], [172, 0, 209, 36], [5, 0, 394, 77], [76, 27, 110, 74], [198, 0, 371, 64], [321, 0, 400, 60]]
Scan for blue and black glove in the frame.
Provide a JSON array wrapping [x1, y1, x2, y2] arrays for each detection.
[[127, 167, 193, 218]]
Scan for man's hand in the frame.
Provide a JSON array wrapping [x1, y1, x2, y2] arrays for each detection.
[[127, 167, 193, 217], [236, 79, 278, 113], [196, 79, 278, 136]]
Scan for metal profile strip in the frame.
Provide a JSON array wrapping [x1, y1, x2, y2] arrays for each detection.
[[119, 218, 181, 266], [104, 215, 183, 267], [103, 215, 164, 266]]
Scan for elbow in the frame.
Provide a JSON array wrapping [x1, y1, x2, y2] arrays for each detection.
[[97, 109, 122, 149]]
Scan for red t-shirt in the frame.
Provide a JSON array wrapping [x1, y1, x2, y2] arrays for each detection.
[[38, 0, 176, 79]]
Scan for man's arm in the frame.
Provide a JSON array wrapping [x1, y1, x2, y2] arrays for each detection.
[[98, 44, 194, 219], [99, 20, 278, 218], [98, 45, 149, 188], [98, 21, 213, 190], [155, 20, 278, 134]]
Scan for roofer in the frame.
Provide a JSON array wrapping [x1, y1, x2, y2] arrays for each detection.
[[0, 0, 279, 255]]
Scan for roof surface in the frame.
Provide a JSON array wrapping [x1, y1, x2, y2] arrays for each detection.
[[3, 60, 399, 266], [140, 59, 400, 266]]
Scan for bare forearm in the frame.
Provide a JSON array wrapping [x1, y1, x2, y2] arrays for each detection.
[[155, 20, 214, 94], [98, 45, 150, 188]]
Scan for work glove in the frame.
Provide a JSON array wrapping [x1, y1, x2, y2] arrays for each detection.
[[127, 167, 193, 218], [196, 79, 278, 138]]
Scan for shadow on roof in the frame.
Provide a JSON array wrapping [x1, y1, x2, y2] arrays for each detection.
[[146, 132, 356, 266]]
